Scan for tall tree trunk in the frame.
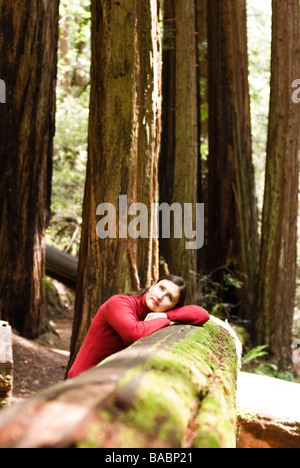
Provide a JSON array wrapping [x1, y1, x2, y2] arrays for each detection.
[[0, 0, 59, 338], [159, 0, 199, 302], [68, 0, 162, 369], [207, 0, 259, 317], [255, 0, 300, 367]]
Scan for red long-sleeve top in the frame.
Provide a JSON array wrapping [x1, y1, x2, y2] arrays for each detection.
[[68, 293, 209, 379]]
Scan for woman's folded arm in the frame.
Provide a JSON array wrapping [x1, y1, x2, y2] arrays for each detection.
[[166, 304, 210, 326]]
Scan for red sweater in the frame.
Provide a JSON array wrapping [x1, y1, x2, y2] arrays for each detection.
[[68, 293, 209, 379]]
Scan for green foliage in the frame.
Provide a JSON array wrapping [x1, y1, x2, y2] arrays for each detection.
[[241, 344, 297, 382], [247, 0, 272, 212], [253, 363, 296, 382], [241, 344, 268, 366], [58, 0, 91, 94], [195, 269, 244, 321], [47, 0, 91, 255]]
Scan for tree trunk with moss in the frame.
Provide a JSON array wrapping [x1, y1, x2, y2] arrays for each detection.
[[68, 0, 162, 370], [0, 0, 59, 338], [255, 0, 300, 367], [206, 0, 259, 318], [0, 318, 241, 448]]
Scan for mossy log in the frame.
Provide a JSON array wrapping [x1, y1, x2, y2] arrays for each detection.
[[0, 316, 241, 448], [0, 321, 13, 409]]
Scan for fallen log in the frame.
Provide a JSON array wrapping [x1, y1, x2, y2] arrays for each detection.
[[0, 321, 13, 409], [0, 316, 241, 448], [45, 245, 78, 289]]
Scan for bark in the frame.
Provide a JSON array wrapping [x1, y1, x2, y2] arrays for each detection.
[[159, 0, 199, 302], [0, 0, 59, 338], [206, 0, 259, 317], [69, 0, 162, 368], [255, 0, 300, 366], [0, 317, 241, 448]]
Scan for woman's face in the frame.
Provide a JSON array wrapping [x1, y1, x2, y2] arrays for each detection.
[[145, 279, 181, 312]]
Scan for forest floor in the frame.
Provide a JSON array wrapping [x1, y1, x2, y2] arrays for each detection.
[[12, 315, 72, 404], [11, 281, 74, 404]]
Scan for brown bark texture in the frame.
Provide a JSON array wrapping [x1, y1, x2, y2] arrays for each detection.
[[207, 0, 259, 316], [69, 0, 162, 368], [255, 0, 300, 366], [0, 0, 59, 338]]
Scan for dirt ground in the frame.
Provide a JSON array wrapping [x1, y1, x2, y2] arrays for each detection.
[[11, 311, 73, 405]]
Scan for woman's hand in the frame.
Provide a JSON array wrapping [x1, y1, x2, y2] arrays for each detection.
[[144, 313, 177, 325], [144, 312, 168, 321]]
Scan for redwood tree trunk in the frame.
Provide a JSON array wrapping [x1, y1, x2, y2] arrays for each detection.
[[255, 0, 300, 367], [0, 0, 59, 338], [159, 0, 199, 302], [68, 0, 162, 368], [207, 0, 259, 317]]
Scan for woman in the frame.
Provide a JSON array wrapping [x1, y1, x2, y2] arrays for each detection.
[[68, 275, 209, 379]]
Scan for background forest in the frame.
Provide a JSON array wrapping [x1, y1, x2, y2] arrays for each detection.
[[0, 0, 299, 385]]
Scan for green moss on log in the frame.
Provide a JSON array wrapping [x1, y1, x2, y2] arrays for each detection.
[[0, 316, 240, 448], [79, 317, 241, 448]]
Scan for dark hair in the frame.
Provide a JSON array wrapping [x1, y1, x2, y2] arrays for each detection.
[[127, 275, 186, 309]]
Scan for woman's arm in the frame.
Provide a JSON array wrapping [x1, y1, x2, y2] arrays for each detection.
[[166, 305, 209, 326], [144, 305, 209, 326], [105, 296, 171, 346]]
